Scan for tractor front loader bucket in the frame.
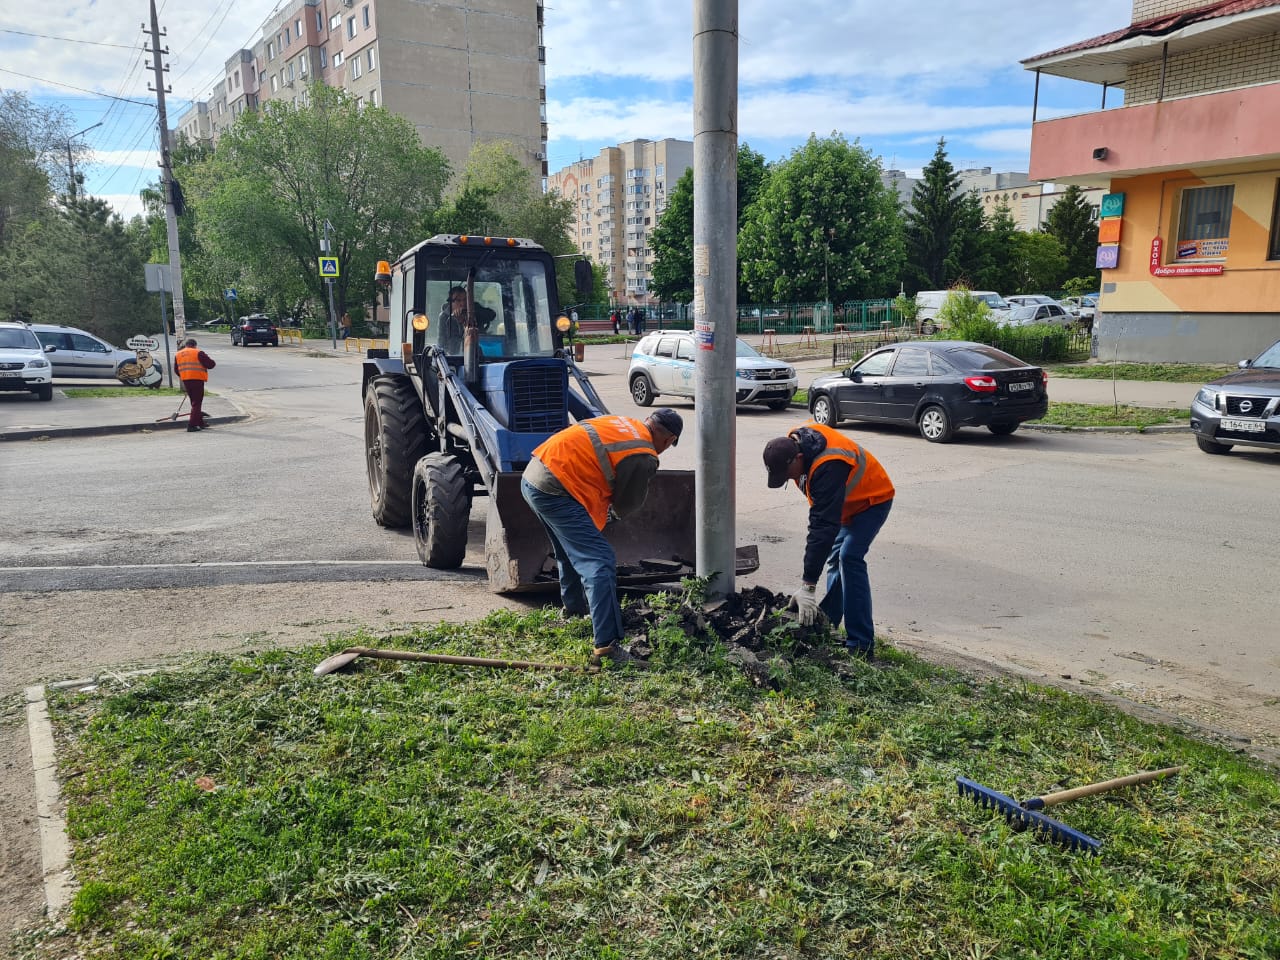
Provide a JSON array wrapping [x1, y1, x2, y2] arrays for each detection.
[[484, 471, 757, 593]]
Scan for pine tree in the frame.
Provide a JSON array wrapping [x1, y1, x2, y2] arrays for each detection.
[[905, 138, 961, 290], [1043, 185, 1098, 283]]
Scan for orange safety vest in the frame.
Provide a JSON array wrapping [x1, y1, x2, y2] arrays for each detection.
[[796, 422, 894, 523], [175, 347, 208, 382], [533, 416, 658, 529]]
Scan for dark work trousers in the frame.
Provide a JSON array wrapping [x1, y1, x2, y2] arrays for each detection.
[[182, 378, 207, 428]]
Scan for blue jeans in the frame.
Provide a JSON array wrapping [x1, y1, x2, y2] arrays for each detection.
[[818, 500, 893, 654], [521, 478, 624, 650]]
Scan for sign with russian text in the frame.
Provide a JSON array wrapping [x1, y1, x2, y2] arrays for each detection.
[[126, 335, 161, 352], [1149, 237, 1223, 276]]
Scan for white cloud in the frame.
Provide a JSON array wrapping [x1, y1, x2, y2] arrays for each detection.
[[98, 193, 147, 221]]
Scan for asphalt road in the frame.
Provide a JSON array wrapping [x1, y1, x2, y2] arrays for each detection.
[[3, 334, 1278, 755]]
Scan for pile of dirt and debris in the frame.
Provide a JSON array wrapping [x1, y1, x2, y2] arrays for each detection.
[[621, 585, 847, 687]]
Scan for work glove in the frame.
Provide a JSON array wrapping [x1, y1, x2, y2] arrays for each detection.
[[789, 583, 821, 625], [605, 506, 621, 528]]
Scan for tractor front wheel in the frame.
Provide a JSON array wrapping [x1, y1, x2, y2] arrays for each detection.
[[412, 453, 470, 568], [365, 377, 429, 528]]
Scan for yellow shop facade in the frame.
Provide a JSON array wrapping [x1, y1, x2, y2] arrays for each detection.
[[1024, 0, 1280, 362]]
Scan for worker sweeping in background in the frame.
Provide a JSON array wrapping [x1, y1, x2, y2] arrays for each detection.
[[521, 409, 683, 668], [174, 338, 216, 432], [762, 423, 894, 660]]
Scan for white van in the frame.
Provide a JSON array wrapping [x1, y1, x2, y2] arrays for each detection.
[[915, 290, 1010, 326]]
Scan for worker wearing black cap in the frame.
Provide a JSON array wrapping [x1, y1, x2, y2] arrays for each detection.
[[762, 423, 894, 659], [522, 408, 683, 667]]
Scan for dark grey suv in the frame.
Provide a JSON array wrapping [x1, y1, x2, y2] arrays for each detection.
[[1190, 339, 1280, 455], [231, 314, 279, 346]]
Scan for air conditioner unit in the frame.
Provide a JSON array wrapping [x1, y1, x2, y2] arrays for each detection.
[[534, 151, 545, 160]]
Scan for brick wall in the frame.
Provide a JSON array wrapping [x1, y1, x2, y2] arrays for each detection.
[[1125, 32, 1280, 102], [1132, 0, 1213, 20]]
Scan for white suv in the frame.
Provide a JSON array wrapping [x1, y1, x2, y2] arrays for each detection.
[[0, 322, 54, 401], [628, 331, 797, 411], [31, 323, 161, 385]]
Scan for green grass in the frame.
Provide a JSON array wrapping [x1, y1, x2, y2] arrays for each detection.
[[61, 386, 185, 398], [39, 607, 1280, 959], [1032, 403, 1188, 429], [1046, 362, 1233, 383]]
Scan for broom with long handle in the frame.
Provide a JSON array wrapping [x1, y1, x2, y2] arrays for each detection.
[[957, 766, 1184, 854]]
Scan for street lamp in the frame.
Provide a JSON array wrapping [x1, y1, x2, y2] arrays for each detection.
[[66, 122, 103, 201]]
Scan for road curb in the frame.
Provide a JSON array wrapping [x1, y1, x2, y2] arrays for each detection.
[[24, 685, 73, 919], [0, 413, 250, 442], [1021, 422, 1189, 434]]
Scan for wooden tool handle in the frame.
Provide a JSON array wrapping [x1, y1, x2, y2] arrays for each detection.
[[1026, 766, 1184, 810], [353, 647, 582, 672]]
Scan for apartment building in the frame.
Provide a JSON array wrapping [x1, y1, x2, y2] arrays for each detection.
[[978, 181, 1106, 231], [1024, 0, 1280, 361], [174, 0, 546, 181], [548, 139, 693, 304]]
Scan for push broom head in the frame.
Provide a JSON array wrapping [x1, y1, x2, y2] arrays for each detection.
[[956, 777, 1102, 855]]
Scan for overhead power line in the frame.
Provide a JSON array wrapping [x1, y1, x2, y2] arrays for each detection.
[[0, 67, 153, 106], [0, 28, 137, 49]]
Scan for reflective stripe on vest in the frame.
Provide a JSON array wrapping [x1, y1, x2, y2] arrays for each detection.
[[532, 416, 657, 529], [796, 422, 894, 523], [175, 347, 207, 382]]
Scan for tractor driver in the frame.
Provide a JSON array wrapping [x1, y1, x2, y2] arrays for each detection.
[[440, 285, 497, 353]]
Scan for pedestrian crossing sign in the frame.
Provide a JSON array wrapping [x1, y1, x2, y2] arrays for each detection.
[[318, 256, 340, 278]]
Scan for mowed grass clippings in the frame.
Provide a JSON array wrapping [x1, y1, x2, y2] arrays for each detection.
[[45, 607, 1280, 960]]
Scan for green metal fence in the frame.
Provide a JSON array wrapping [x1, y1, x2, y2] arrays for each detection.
[[578, 300, 905, 336]]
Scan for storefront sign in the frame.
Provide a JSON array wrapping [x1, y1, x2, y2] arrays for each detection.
[[1149, 237, 1223, 276], [1100, 193, 1125, 218], [1097, 218, 1122, 243], [1096, 245, 1119, 269]]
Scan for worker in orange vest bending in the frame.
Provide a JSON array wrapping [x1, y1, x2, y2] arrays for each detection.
[[521, 409, 683, 668], [763, 422, 895, 660], [174, 338, 217, 432]]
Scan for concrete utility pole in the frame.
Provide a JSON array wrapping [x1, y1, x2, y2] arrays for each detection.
[[65, 122, 102, 201], [146, 0, 188, 341], [692, 0, 739, 599]]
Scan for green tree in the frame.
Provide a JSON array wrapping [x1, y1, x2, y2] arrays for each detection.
[[648, 167, 694, 303], [738, 134, 903, 303], [973, 203, 1021, 293], [1006, 231, 1068, 293], [904, 138, 961, 290], [188, 83, 450, 319], [648, 144, 769, 304], [945, 190, 986, 288], [1043, 184, 1098, 283], [436, 140, 577, 307]]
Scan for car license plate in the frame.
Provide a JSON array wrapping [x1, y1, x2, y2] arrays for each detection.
[[0, 371, 21, 378], [1221, 418, 1265, 433], [1008, 381, 1033, 392]]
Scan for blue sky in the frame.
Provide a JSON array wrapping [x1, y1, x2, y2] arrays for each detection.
[[2, 1, 1125, 219]]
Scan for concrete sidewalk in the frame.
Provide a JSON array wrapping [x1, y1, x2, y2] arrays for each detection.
[[0, 391, 247, 442]]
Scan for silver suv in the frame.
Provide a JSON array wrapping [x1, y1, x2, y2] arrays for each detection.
[[628, 331, 797, 410], [0, 321, 54, 401], [1190, 338, 1280, 455]]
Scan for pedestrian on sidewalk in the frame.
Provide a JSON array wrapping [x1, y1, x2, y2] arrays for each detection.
[[175, 338, 216, 432], [339, 312, 352, 340], [763, 422, 894, 659], [521, 408, 683, 667]]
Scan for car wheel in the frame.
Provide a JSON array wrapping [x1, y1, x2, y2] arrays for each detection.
[[412, 452, 470, 569], [767, 399, 790, 411], [36, 383, 53, 402], [810, 394, 835, 426], [988, 423, 1018, 436], [1196, 436, 1233, 455], [630, 374, 655, 407], [919, 404, 954, 442]]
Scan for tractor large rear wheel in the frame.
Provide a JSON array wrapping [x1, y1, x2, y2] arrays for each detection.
[[412, 453, 470, 568], [365, 377, 429, 528]]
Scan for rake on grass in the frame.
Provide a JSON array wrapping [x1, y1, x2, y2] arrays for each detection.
[[956, 766, 1184, 855], [314, 646, 589, 677]]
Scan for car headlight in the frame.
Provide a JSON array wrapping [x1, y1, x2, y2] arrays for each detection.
[[785, 367, 795, 379], [28, 358, 50, 369], [736, 368, 750, 379], [1195, 387, 1221, 411]]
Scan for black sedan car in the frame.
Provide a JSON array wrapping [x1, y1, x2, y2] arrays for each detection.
[[808, 340, 1048, 442], [1189, 338, 1280, 455]]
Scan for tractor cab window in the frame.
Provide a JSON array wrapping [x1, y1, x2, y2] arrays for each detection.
[[419, 258, 557, 359]]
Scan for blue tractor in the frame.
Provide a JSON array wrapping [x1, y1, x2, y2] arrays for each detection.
[[361, 234, 736, 592]]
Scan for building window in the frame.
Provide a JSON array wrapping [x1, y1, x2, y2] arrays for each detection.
[[266, 41, 274, 60], [284, 27, 290, 44], [330, 13, 342, 30], [363, 5, 370, 28], [299, 56, 307, 76], [320, 48, 327, 68], [1176, 184, 1234, 260], [368, 88, 376, 107], [270, 75, 278, 92], [352, 57, 362, 79], [333, 51, 344, 67], [367, 48, 375, 71], [347, 16, 356, 39], [287, 62, 294, 82], [317, 11, 323, 31], [296, 18, 303, 37]]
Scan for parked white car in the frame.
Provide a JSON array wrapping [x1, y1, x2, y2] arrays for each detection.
[[0, 321, 54, 401], [30, 324, 157, 382], [999, 303, 1075, 329], [916, 290, 1011, 328], [628, 331, 797, 410]]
